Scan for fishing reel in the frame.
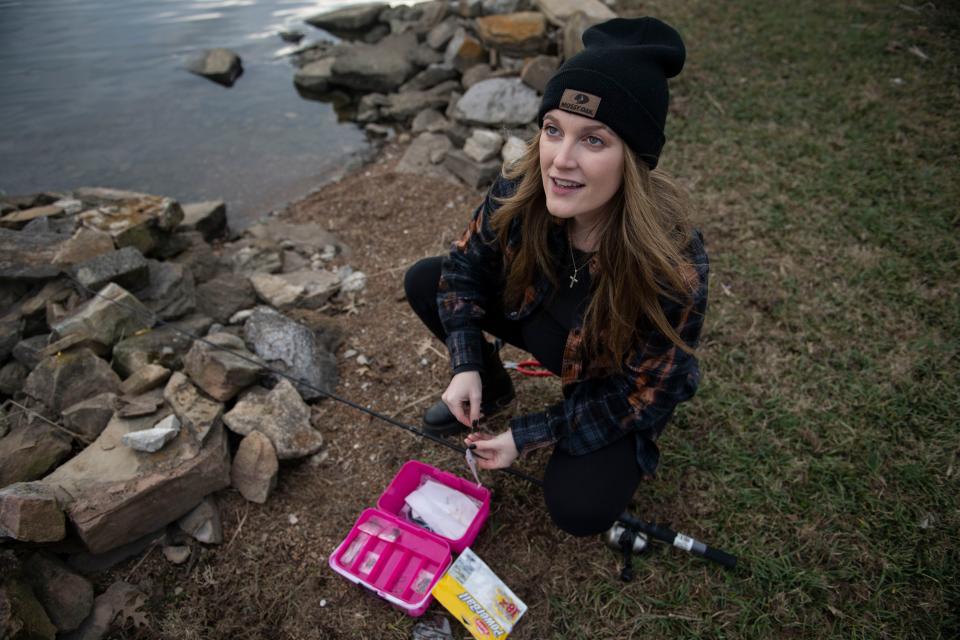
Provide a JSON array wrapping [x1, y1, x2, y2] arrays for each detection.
[[603, 522, 649, 582]]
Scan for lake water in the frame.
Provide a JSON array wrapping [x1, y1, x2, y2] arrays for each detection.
[[0, 0, 379, 229]]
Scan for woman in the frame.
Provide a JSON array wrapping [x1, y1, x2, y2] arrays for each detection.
[[404, 17, 709, 537]]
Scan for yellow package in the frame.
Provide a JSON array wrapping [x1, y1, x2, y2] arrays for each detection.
[[430, 547, 527, 640]]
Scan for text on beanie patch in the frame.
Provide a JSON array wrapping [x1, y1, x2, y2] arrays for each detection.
[[559, 89, 601, 118]]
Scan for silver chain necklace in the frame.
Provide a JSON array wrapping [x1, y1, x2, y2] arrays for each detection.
[[567, 226, 585, 288]]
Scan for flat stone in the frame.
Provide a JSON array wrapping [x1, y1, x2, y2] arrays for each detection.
[[0, 228, 66, 280], [395, 132, 457, 182], [51, 283, 153, 351], [44, 412, 231, 554], [443, 27, 487, 73], [23, 348, 120, 415], [231, 431, 278, 504], [194, 272, 256, 325], [163, 372, 223, 445], [0, 577, 58, 640], [463, 129, 505, 162], [461, 63, 496, 90], [533, 0, 615, 27], [138, 260, 196, 320], [23, 554, 94, 633], [293, 57, 335, 94], [454, 77, 540, 126], [61, 393, 117, 442], [401, 62, 459, 91], [111, 314, 212, 377], [12, 333, 50, 370], [67, 528, 167, 574], [60, 581, 146, 640], [0, 482, 65, 543], [53, 227, 116, 266], [443, 148, 502, 188], [223, 379, 323, 460], [277, 270, 341, 308], [244, 219, 342, 258], [475, 12, 547, 55], [458, 0, 483, 18], [178, 200, 227, 241], [71, 246, 149, 293], [186, 48, 243, 87], [411, 108, 451, 134], [118, 364, 171, 396], [305, 2, 387, 31], [229, 238, 284, 276], [182, 332, 262, 402], [243, 306, 337, 401], [381, 84, 458, 121], [0, 204, 63, 228], [115, 391, 164, 419], [171, 231, 225, 284], [120, 414, 180, 453], [521, 54, 558, 93], [249, 272, 303, 310], [329, 32, 419, 93], [0, 417, 73, 486], [75, 190, 184, 256], [177, 495, 223, 544], [426, 17, 459, 50]]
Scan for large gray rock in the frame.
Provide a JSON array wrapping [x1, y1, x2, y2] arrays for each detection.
[[51, 283, 153, 351], [0, 228, 65, 280], [177, 495, 222, 544], [43, 412, 231, 553], [463, 129, 505, 162], [231, 431, 278, 504], [23, 348, 121, 415], [443, 148, 502, 188], [182, 332, 262, 402], [293, 57, 335, 94], [0, 482, 65, 543], [60, 581, 146, 640], [533, 0, 615, 27], [454, 77, 540, 126], [411, 108, 451, 134], [138, 260, 196, 320], [223, 379, 323, 459], [381, 85, 459, 121], [171, 231, 225, 284], [24, 554, 94, 633], [305, 2, 387, 31], [426, 17, 459, 50], [501, 134, 528, 165], [111, 314, 212, 377], [61, 393, 117, 442], [329, 32, 419, 93], [0, 418, 72, 486], [244, 219, 342, 257], [186, 48, 243, 87], [195, 273, 256, 324], [178, 200, 227, 241], [243, 306, 337, 401], [118, 364, 170, 396], [520, 54, 559, 93], [75, 189, 183, 257], [229, 238, 284, 276], [0, 314, 23, 362], [12, 333, 50, 371], [162, 372, 223, 445], [71, 246, 149, 293]]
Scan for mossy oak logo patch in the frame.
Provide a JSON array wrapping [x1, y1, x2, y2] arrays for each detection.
[[560, 89, 600, 118]]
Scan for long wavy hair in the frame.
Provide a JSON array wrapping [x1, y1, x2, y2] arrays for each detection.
[[490, 131, 698, 368]]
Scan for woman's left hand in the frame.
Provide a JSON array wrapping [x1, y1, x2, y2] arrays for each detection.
[[464, 430, 519, 470]]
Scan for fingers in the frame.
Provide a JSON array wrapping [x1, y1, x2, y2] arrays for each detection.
[[468, 388, 482, 427]]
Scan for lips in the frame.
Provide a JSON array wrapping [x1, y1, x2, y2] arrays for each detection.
[[550, 177, 584, 195]]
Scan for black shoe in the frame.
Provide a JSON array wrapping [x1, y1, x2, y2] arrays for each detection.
[[422, 349, 516, 437]]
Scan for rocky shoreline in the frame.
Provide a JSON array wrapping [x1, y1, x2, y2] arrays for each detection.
[[1, 1, 621, 638]]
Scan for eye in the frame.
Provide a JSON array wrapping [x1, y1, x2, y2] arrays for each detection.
[[585, 135, 604, 146], [543, 124, 560, 137]]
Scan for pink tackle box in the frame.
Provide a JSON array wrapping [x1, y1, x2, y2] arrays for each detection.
[[328, 460, 491, 616]]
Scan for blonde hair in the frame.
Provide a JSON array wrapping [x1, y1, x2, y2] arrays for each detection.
[[491, 132, 698, 369]]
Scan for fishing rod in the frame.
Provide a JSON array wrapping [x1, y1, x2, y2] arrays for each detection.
[[57, 271, 738, 572]]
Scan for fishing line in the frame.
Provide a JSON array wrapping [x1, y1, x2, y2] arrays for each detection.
[[59, 272, 545, 488]]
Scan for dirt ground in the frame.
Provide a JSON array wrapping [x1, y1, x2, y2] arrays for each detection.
[[105, 140, 625, 639]]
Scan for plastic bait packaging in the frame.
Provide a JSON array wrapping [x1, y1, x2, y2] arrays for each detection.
[[403, 477, 481, 540]]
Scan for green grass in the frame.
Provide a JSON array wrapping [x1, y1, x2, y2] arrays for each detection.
[[551, 0, 960, 637]]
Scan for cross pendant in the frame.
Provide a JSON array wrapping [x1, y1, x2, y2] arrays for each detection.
[[569, 273, 578, 288]]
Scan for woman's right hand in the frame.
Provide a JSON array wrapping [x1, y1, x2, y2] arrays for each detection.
[[442, 371, 482, 428]]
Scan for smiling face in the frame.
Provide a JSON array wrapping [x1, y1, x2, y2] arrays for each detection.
[[539, 108, 625, 233]]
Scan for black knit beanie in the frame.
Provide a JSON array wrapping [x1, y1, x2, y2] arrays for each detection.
[[538, 17, 686, 169]]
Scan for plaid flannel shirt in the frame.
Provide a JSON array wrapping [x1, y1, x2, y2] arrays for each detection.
[[438, 174, 709, 476]]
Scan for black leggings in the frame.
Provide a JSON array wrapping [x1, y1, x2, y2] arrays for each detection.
[[404, 257, 642, 536]]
